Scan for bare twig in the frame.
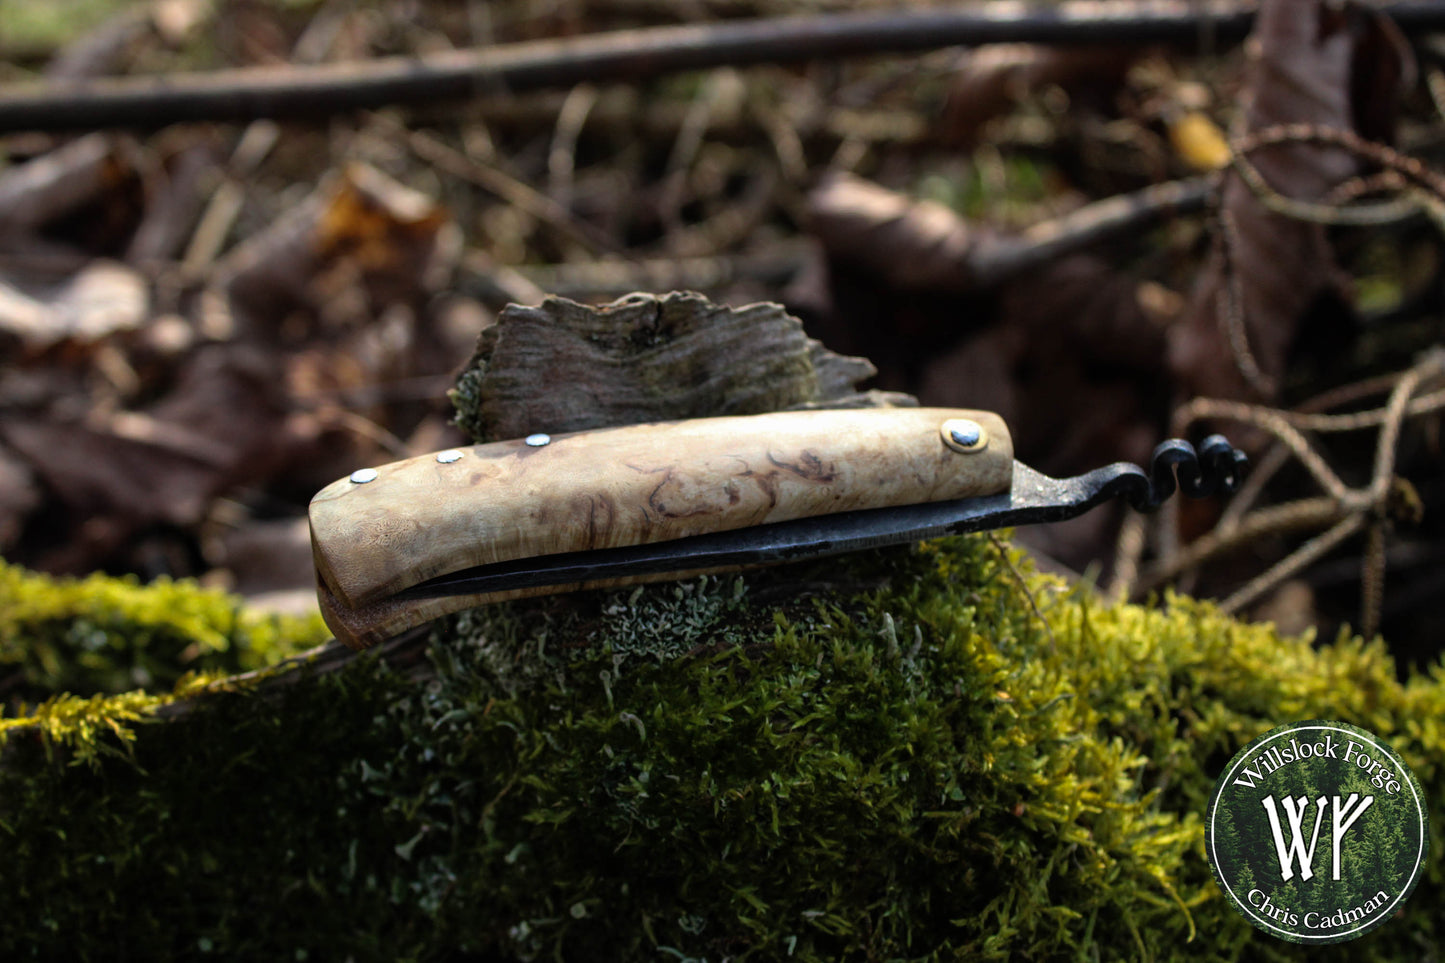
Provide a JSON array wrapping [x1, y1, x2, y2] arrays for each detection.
[[1233, 124, 1445, 206], [183, 6, 349, 272], [972, 174, 1218, 284], [1137, 497, 1349, 595], [1220, 514, 1368, 615], [547, 84, 599, 210], [1215, 442, 1291, 533], [1361, 522, 1387, 640], [182, 121, 281, 272], [812, 171, 1216, 294], [1151, 350, 1445, 630], [399, 123, 626, 258], [1174, 397, 1350, 500], [1229, 141, 1424, 227], [0, 1, 1376, 133], [1213, 206, 1276, 396], [660, 70, 745, 245]]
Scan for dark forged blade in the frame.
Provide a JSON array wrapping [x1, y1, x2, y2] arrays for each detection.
[[396, 436, 1246, 602]]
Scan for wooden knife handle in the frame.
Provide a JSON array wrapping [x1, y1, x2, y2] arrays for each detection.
[[310, 407, 1012, 646]]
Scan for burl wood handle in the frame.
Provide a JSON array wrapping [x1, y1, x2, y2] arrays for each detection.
[[310, 407, 1012, 648]]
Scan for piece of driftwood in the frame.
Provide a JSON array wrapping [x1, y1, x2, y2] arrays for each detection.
[[450, 291, 912, 443]]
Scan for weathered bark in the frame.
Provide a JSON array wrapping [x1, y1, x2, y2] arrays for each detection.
[[450, 291, 912, 443]]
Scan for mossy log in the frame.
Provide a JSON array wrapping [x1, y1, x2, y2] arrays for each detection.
[[0, 536, 1440, 961], [2, 291, 1439, 959]]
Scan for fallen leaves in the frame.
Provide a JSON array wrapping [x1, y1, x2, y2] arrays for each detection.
[[0, 143, 470, 600], [1168, 0, 1417, 402], [0, 260, 148, 350], [0, 0, 1441, 658]]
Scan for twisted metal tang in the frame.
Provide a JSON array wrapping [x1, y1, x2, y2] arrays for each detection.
[[396, 436, 1247, 603]]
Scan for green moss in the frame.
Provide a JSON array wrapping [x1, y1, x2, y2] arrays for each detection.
[[0, 537, 1440, 961], [0, 559, 328, 700], [0, 560, 331, 760], [448, 364, 489, 445], [0, 0, 133, 53]]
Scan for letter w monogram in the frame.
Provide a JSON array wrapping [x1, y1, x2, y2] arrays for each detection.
[[1260, 794, 1374, 881]]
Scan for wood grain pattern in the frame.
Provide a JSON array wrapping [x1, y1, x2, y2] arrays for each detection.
[[311, 407, 1012, 647], [450, 292, 912, 443]]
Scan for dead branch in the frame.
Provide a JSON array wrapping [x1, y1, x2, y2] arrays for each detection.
[[971, 175, 1218, 286], [810, 171, 1215, 294], [153, 625, 436, 721], [1233, 123, 1445, 205], [1125, 350, 1445, 637], [0, 1, 1351, 133]]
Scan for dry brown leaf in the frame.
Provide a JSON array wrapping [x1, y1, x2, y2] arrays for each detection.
[[126, 140, 222, 264], [215, 163, 455, 338], [0, 260, 148, 351], [917, 255, 1166, 473], [206, 516, 316, 600], [0, 345, 295, 572], [1167, 0, 1415, 402], [0, 135, 137, 237], [904, 251, 1180, 571], [808, 171, 990, 294]]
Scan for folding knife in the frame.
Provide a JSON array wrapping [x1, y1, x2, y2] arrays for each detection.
[[309, 407, 1245, 649]]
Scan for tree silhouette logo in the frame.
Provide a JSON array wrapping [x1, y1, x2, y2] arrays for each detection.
[[1205, 720, 1428, 944]]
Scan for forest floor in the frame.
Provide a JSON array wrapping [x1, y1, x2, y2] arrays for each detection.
[[2, 0, 1443, 673]]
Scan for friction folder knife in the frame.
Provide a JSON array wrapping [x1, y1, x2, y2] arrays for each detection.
[[309, 408, 1245, 650]]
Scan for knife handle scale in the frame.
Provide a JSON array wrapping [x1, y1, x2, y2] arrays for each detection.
[[310, 407, 1012, 648]]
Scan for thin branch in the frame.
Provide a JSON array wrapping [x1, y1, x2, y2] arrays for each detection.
[[971, 174, 1218, 284], [1216, 443, 1291, 534], [1213, 205, 1276, 396], [1175, 397, 1349, 500], [0, 1, 1370, 133], [1137, 496, 1348, 595], [1229, 143, 1424, 227], [398, 122, 626, 258], [1233, 123, 1445, 206], [1157, 351, 1445, 625], [1361, 522, 1387, 639], [1220, 514, 1368, 615], [547, 84, 599, 210]]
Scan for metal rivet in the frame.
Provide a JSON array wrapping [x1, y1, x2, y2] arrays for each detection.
[[524, 433, 551, 447], [436, 449, 464, 464], [349, 467, 379, 484], [941, 418, 988, 454]]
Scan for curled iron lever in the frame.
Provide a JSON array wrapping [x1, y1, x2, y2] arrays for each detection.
[[1133, 435, 1248, 510]]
